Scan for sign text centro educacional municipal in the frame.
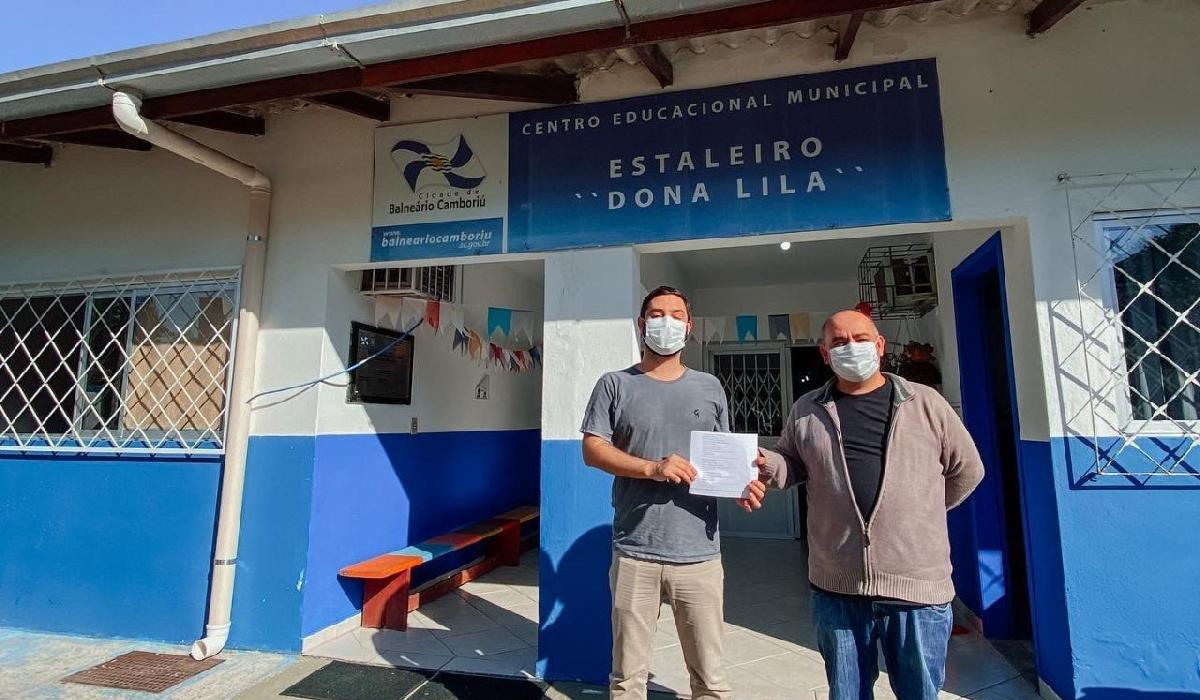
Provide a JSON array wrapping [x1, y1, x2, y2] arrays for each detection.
[[370, 58, 949, 262]]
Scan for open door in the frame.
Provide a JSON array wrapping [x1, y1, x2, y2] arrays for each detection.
[[950, 232, 1033, 641]]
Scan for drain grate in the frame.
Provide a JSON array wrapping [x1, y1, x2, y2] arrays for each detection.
[[62, 651, 224, 693]]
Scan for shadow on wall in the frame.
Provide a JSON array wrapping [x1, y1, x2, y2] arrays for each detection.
[[1046, 299, 1200, 490], [1080, 692, 1200, 700], [538, 524, 614, 684]]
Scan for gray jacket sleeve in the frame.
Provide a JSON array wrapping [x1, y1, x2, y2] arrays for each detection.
[[761, 404, 807, 490], [940, 400, 985, 510]]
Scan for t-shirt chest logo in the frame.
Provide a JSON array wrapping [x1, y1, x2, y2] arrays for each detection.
[[693, 409, 701, 418]]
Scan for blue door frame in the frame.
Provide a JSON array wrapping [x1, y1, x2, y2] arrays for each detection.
[[949, 232, 1034, 641]]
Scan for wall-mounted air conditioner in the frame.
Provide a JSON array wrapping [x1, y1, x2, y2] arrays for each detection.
[[360, 265, 457, 302]]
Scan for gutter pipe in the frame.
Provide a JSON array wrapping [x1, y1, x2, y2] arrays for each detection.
[[112, 91, 270, 660]]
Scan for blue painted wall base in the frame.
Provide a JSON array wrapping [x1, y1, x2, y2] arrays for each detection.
[[537, 438, 614, 684], [0, 453, 220, 643]]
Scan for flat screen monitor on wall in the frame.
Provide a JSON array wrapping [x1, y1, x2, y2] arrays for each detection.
[[347, 321, 414, 405]]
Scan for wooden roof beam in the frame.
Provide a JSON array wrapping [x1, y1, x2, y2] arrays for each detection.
[[49, 129, 152, 151], [1028, 0, 1087, 34], [633, 45, 673, 88], [0, 141, 52, 165], [307, 91, 391, 121], [165, 110, 265, 135], [835, 12, 865, 61], [395, 71, 577, 103]]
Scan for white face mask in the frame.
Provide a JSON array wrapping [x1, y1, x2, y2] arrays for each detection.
[[828, 341, 880, 383], [643, 315, 688, 356]]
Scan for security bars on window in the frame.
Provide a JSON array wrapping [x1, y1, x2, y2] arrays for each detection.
[[713, 352, 784, 438], [1065, 167, 1200, 479], [0, 269, 239, 455]]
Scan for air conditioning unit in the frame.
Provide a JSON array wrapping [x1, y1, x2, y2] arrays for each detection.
[[858, 244, 937, 319], [360, 266, 456, 302]]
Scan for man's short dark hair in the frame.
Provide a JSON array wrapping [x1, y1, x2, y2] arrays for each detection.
[[640, 285, 691, 319]]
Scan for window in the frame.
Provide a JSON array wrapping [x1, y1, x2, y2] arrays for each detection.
[[1099, 215, 1200, 424], [347, 322, 414, 404], [0, 271, 238, 453]]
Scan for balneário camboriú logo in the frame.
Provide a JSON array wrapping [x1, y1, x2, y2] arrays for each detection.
[[390, 135, 487, 192]]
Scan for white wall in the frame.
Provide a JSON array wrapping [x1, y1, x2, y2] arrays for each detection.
[[313, 261, 543, 436]]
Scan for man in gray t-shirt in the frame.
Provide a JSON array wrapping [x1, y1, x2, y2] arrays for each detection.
[[582, 365, 729, 562], [581, 285, 765, 700]]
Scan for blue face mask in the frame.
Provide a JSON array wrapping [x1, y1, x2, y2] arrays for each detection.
[[828, 341, 880, 382], [643, 315, 688, 356]]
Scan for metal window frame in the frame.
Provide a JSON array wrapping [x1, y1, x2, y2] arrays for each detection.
[[1091, 210, 1200, 437], [0, 267, 241, 456]]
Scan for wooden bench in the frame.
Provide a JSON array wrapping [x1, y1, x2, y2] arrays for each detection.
[[339, 505, 539, 631]]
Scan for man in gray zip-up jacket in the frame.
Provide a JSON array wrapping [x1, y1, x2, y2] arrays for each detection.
[[760, 309, 984, 700]]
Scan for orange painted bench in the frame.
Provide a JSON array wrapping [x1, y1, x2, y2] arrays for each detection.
[[338, 505, 539, 631]]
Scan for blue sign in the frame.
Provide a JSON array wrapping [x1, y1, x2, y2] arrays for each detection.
[[508, 58, 948, 252], [371, 218, 504, 261]]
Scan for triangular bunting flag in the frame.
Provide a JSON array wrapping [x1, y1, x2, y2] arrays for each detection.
[[809, 312, 828, 342], [703, 317, 726, 343], [789, 313, 811, 342], [487, 307, 513, 338], [424, 299, 442, 334], [511, 311, 533, 345], [736, 315, 758, 343], [452, 328, 468, 353], [768, 314, 791, 341], [688, 316, 703, 341], [400, 298, 425, 331], [530, 346, 542, 367], [373, 298, 403, 331], [444, 302, 467, 335], [468, 331, 483, 361]]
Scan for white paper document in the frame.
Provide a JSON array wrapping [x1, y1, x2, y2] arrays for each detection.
[[688, 431, 758, 499]]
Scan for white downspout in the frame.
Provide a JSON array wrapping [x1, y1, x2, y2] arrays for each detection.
[[112, 91, 270, 660]]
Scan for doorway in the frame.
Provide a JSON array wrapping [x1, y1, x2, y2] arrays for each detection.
[[951, 232, 1034, 644]]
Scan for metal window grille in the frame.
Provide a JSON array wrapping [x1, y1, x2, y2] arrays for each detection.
[[712, 351, 784, 437], [0, 268, 239, 455], [1064, 167, 1200, 479], [360, 265, 456, 301]]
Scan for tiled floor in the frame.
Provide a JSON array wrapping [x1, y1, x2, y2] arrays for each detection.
[[307, 547, 541, 678], [307, 539, 1043, 700]]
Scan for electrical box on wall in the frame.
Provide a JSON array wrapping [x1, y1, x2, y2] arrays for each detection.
[[475, 374, 490, 400]]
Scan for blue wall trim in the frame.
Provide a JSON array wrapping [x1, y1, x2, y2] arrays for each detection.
[[301, 429, 541, 637], [0, 453, 221, 643], [228, 435, 316, 652], [1015, 440, 1074, 698], [537, 438, 614, 684]]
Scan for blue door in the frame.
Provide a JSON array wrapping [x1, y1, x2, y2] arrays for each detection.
[[949, 233, 1033, 641]]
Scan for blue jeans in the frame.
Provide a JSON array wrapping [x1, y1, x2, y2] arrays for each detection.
[[812, 588, 953, 700]]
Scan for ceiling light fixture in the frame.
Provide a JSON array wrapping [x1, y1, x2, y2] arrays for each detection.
[[780, 241, 792, 251]]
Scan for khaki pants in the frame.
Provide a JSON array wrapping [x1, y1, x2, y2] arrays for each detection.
[[609, 552, 731, 700]]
